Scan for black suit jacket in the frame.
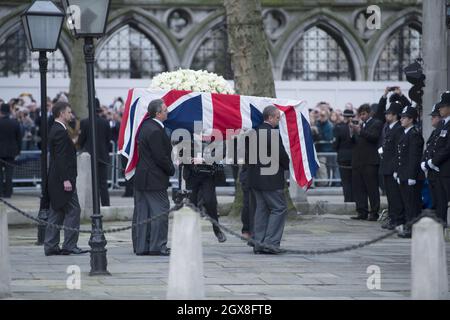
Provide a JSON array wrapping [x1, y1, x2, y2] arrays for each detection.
[[48, 122, 78, 210], [248, 122, 290, 191], [431, 120, 450, 177], [379, 121, 404, 175], [134, 118, 175, 191], [78, 116, 112, 163], [351, 118, 383, 168], [0, 115, 21, 158], [395, 127, 425, 181], [333, 123, 352, 163]]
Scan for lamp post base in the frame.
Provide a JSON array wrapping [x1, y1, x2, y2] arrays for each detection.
[[89, 247, 111, 276], [88, 213, 110, 276]]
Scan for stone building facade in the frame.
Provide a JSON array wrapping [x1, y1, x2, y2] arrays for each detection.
[[0, 0, 422, 81]]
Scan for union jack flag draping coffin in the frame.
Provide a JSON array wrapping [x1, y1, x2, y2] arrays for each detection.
[[118, 88, 319, 188]]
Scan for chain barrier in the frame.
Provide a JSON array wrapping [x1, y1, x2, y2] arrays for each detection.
[[0, 197, 182, 234], [185, 201, 410, 255], [1, 194, 446, 255]]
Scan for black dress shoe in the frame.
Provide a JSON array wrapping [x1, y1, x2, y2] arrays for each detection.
[[214, 230, 227, 243], [61, 247, 89, 255], [45, 248, 62, 256], [367, 214, 380, 222], [254, 248, 282, 255], [398, 232, 412, 239], [351, 215, 368, 220], [148, 248, 171, 256]]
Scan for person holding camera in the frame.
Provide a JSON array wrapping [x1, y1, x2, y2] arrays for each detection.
[[183, 135, 227, 243], [350, 104, 383, 221], [333, 109, 355, 202]]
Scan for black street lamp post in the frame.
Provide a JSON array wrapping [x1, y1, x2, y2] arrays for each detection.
[[63, 0, 111, 276], [21, 0, 64, 245]]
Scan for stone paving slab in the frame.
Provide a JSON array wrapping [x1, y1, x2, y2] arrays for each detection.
[[4, 214, 450, 300]]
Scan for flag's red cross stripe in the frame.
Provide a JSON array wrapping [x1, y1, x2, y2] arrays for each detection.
[[275, 105, 308, 187]]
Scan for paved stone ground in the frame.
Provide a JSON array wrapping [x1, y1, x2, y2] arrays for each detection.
[[5, 211, 450, 300]]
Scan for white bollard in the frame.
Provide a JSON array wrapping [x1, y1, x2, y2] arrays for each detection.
[[411, 217, 449, 300], [76, 152, 93, 220], [167, 207, 205, 300], [0, 203, 11, 298]]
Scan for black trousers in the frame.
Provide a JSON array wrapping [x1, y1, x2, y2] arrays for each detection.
[[338, 161, 353, 202], [0, 157, 14, 197], [399, 181, 423, 231], [44, 191, 81, 253], [188, 175, 220, 233], [384, 175, 405, 225], [98, 162, 110, 207], [121, 155, 134, 197], [241, 185, 256, 234], [352, 165, 380, 216], [436, 176, 450, 225]]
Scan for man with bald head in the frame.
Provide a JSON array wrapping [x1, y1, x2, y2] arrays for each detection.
[[248, 106, 290, 254]]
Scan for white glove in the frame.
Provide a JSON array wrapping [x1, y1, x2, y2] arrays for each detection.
[[378, 147, 383, 155], [393, 172, 398, 179], [397, 178, 401, 185], [421, 162, 428, 173], [427, 159, 440, 172], [408, 179, 416, 186]]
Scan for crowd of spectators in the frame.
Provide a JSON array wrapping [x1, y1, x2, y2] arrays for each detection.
[[309, 101, 359, 187], [0, 92, 125, 152], [2, 92, 383, 189]]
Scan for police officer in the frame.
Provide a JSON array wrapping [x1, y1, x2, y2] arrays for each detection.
[[394, 106, 424, 238], [183, 135, 227, 243], [421, 103, 442, 216], [379, 101, 405, 230], [423, 91, 450, 227]]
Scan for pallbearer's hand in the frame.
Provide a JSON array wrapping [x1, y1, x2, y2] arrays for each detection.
[[63, 180, 73, 192]]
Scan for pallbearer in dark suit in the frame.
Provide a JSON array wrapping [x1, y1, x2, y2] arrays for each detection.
[[421, 103, 443, 219], [248, 106, 290, 254], [132, 99, 175, 256], [424, 92, 450, 227], [0, 103, 21, 198], [350, 104, 383, 221], [44, 102, 88, 256], [78, 98, 112, 207], [333, 109, 355, 202], [378, 101, 405, 230], [394, 106, 424, 238]]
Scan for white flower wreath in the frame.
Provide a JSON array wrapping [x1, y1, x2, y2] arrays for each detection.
[[150, 69, 235, 94]]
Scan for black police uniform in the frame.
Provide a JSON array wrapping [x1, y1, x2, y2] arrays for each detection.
[[425, 92, 450, 226], [421, 104, 443, 217], [395, 107, 425, 237], [379, 102, 405, 228]]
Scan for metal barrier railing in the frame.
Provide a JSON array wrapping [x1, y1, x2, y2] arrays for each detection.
[[11, 144, 342, 189]]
